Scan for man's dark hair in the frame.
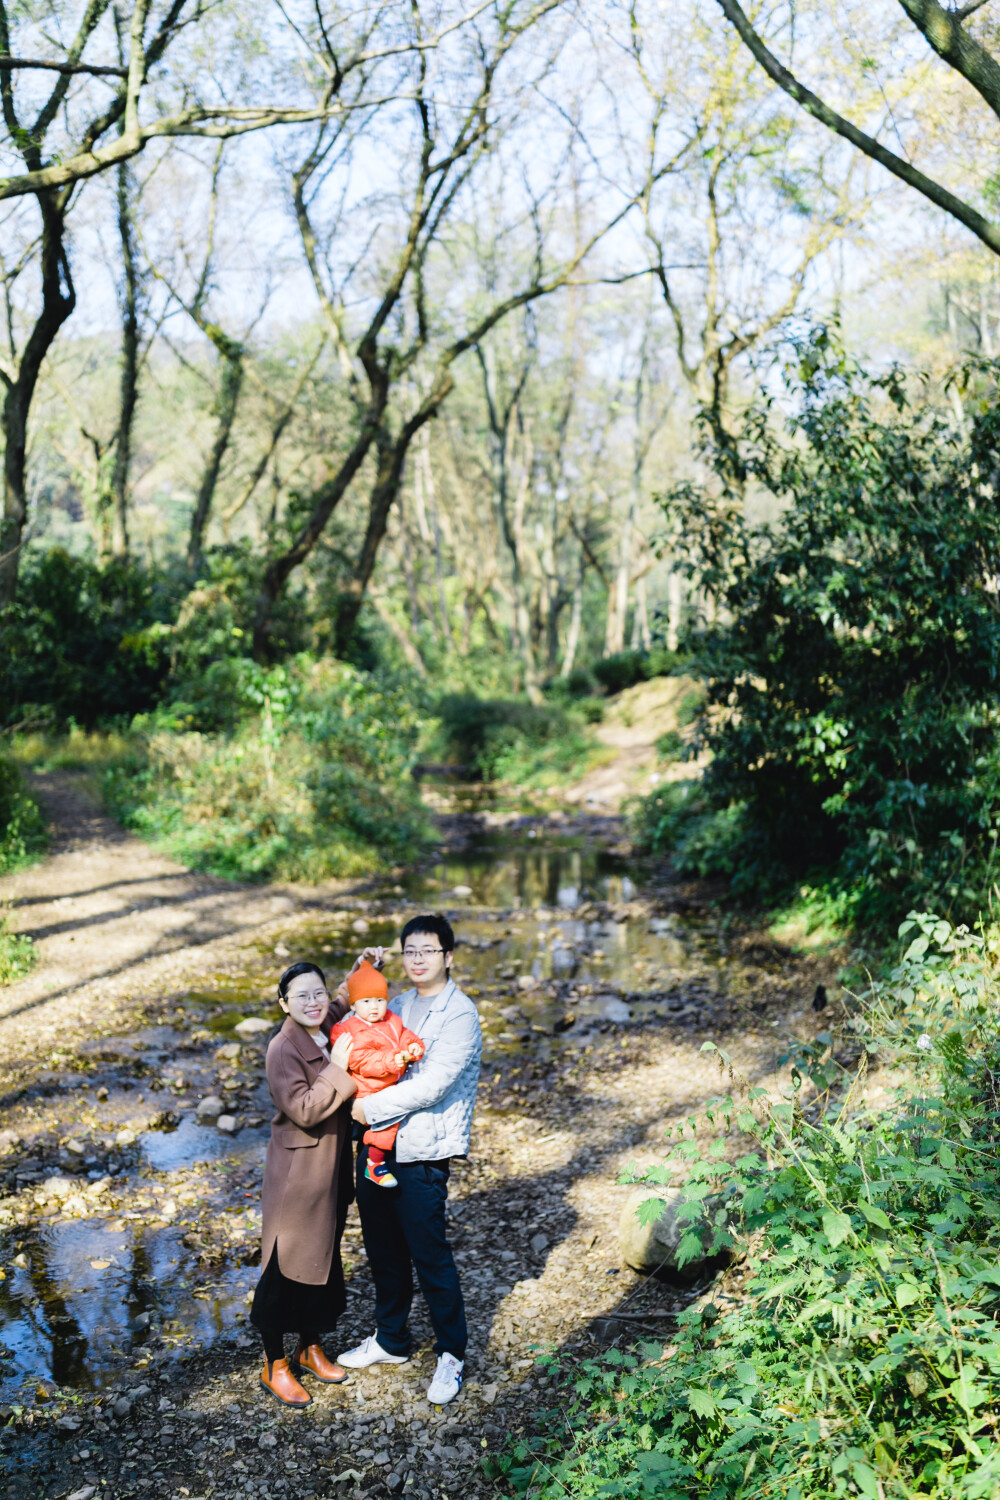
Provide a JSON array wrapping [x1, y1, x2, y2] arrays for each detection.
[[277, 960, 327, 999], [401, 913, 455, 968]]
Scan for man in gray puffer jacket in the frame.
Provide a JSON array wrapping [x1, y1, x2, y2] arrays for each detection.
[[338, 914, 481, 1406]]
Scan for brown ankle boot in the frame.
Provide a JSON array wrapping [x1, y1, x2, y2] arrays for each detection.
[[260, 1357, 311, 1406], [294, 1343, 349, 1384]]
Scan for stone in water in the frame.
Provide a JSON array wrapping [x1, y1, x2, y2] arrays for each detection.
[[196, 1096, 224, 1120], [216, 1114, 238, 1133], [234, 1017, 272, 1036]]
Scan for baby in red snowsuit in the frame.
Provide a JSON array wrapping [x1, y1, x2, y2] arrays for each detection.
[[331, 960, 425, 1188]]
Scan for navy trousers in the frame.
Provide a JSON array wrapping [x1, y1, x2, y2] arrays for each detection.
[[355, 1143, 467, 1360]]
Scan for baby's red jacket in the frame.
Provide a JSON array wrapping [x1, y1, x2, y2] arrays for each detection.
[[329, 1011, 425, 1098]]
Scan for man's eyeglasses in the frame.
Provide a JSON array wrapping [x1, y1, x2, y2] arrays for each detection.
[[402, 947, 444, 960]]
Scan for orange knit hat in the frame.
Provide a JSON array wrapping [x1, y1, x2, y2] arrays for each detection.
[[347, 960, 388, 1005]]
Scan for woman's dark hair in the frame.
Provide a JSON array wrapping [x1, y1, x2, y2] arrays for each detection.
[[277, 960, 327, 999], [400, 913, 455, 970]]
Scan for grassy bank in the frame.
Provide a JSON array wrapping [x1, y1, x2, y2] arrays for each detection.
[[498, 913, 1000, 1498]]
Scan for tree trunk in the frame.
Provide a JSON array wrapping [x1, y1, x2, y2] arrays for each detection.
[[187, 346, 244, 575], [560, 553, 584, 676], [0, 191, 75, 608], [111, 159, 141, 559], [332, 406, 444, 655], [666, 569, 683, 652], [605, 489, 635, 656], [630, 572, 651, 650]]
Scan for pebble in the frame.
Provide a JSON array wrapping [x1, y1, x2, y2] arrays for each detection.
[[196, 1096, 224, 1120], [65, 1138, 86, 1156], [352, 918, 370, 933], [451, 885, 473, 898], [216, 1115, 238, 1134], [114, 1128, 136, 1146], [215, 1042, 241, 1060], [113, 1397, 131, 1418], [529, 1233, 549, 1253], [234, 1017, 272, 1036], [517, 974, 538, 991], [68, 1487, 97, 1500]]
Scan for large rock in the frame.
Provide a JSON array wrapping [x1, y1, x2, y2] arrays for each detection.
[[618, 1187, 732, 1280], [234, 1017, 272, 1036]]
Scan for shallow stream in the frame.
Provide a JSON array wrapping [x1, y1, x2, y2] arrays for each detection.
[[0, 824, 749, 1401]]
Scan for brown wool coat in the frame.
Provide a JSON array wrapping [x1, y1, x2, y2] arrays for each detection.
[[260, 1013, 357, 1285]]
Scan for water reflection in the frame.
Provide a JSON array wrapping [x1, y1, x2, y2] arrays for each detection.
[[402, 836, 635, 910], [0, 1216, 249, 1396]]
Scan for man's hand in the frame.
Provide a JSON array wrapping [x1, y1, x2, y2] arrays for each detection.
[[351, 1099, 368, 1125], [350, 946, 386, 973]]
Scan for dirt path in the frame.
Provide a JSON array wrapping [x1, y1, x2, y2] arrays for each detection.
[[0, 775, 837, 1500], [0, 772, 336, 1078]]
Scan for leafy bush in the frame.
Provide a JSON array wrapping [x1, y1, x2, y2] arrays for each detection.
[[0, 753, 47, 874], [504, 913, 1000, 1500], [435, 693, 598, 783], [0, 916, 36, 985], [655, 730, 684, 762], [0, 550, 174, 729], [592, 649, 650, 695], [643, 338, 1000, 922], [105, 658, 432, 881]]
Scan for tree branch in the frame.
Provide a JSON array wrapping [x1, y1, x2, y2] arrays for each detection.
[[715, 0, 1000, 257], [0, 54, 125, 76], [0, 102, 394, 201], [897, 0, 1000, 122]]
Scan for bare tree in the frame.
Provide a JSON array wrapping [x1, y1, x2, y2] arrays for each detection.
[[250, 0, 639, 657], [0, 0, 411, 605]]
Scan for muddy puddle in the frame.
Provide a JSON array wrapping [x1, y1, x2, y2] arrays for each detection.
[[0, 827, 749, 1406]]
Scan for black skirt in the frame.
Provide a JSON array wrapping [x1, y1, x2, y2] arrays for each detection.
[[250, 1243, 346, 1338]]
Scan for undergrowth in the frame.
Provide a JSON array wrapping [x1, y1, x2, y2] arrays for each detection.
[[103, 657, 433, 881], [497, 912, 1000, 1499], [0, 916, 36, 985], [0, 752, 47, 875]]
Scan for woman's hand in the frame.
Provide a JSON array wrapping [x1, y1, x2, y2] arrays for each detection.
[[330, 1034, 353, 1071], [350, 945, 387, 973]]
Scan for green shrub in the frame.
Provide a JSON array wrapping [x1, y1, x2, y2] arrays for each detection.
[[655, 730, 684, 762], [643, 337, 1000, 921], [105, 658, 432, 881], [546, 668, 598, 700], [0, 917, 36, 985], [675, 686, 707, 729], [0, 753, 47, 874], [506, 913, 1000, 1500], [0, 550, 174, 729], [591, 649, 650, 695]]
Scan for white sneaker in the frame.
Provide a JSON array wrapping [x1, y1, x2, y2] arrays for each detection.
[[336, 1334, 409, 1368], [427, 1352, 463, 1405]]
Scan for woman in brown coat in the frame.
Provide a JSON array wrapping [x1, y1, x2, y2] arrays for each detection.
[[251, 960, 356, 1407]]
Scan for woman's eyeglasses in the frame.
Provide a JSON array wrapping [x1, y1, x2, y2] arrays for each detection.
[[402, 947, 444, 960]]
